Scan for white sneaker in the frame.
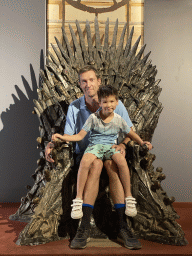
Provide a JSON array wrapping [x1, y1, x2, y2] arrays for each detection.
[[125, 197, 137, 217], [71, 198, 83, 219]]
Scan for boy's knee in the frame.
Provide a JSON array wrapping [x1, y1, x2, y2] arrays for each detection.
[[90, 159, 103, 177], [92, 158, 103, 169]]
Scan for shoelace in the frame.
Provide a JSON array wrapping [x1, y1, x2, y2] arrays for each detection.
[[76, 228, 88, 238]]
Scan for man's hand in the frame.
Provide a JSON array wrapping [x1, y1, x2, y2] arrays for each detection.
[[111, 144, 126, 157], [45, 142, 55, 163]]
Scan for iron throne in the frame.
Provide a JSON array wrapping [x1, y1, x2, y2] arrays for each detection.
[[11, 18, 188, 246]]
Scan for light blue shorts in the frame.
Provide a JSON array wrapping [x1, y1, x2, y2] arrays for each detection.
[[84, 144, 120, 160]]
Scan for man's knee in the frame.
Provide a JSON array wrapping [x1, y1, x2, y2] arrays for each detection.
[[104, 160, 118, 175]]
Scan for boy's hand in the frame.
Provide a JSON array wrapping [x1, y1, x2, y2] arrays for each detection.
[[142, 141, 153, 150]]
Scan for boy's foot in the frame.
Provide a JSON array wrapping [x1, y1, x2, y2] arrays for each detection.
[[117, 226, 142, 250], [125, 196, 137, 217], [70, 226, 91, 249], [71, 198, 83, 219]]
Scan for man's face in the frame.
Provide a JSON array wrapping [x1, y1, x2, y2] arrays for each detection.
[[99, 95, 118, 115], [79, 70, 101, 98]]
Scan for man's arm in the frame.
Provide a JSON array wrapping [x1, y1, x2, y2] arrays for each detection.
[[45, 103, 76, 163]]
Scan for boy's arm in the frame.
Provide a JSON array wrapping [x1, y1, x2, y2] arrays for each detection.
[[52, 130, 87, 142], [127, 130, 153, 150]]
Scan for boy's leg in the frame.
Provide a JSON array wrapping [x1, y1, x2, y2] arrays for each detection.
[[112, 153, 137, 217], [111, 153, 132, 198], [83, 159, 103, 205], [71, 153, 97, 220], [76, 153, 97, 199]]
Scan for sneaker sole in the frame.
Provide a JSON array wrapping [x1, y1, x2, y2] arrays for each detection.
[[71, 213, 83, 219], [70, 237, 90, 249], [125, 211, 137, 217], [117, 237, 142, 250]]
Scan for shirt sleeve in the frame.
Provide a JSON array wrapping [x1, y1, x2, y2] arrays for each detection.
[[115, 100, 133, 127], [121, 117, 131, 134], [64, 104, 76, 135], [82, 114, 94, 133]]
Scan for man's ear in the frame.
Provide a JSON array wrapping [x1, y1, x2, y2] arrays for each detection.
[[97, 78, 101, 85]]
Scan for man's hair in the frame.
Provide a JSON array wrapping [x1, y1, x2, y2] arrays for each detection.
[[97, 85, 119, 101], [78, 65, 100, 80]]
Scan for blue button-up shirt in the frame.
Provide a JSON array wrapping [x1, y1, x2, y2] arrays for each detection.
[[64, 96, 133, 159]]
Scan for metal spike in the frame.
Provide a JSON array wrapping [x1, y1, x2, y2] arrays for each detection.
[[125, 35, 141, 65], [50, 43, 64, 71], [33, 99, 44, 114], [42, 82, 50, 95], [69, 23, 84, 64], [34, 107, 41, 118], [86, 20, 94, 62], [56, 72, 69, 89], [124, 26, 134, 57], [103, 18, 109, 53], [141, 60, 152, 77], [54, 36, 70, 64], [115, 22, 127, 62], [135, 44, 146, 61], [75, 20, 89, 64], [111, 19, 118, 50], [39, 69, 47, 85], [41, 99, 47, 110], [140, 51, 151, 66], [45, 67, 54, 87], [47, 49, 60, 68], [62, 26, 75, 63], [46, 58, 61, 75], [94, 17, 101, 52], [37, 88, 43, 101]]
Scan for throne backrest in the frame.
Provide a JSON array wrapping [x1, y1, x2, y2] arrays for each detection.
[[33, 18, 163, 150]]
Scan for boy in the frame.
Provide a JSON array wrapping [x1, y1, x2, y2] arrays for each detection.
[[52, 85, 152, 220]]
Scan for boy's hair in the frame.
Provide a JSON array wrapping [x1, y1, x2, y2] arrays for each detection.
[[97, 85, 119, 101], [78, 65, 100, 81]]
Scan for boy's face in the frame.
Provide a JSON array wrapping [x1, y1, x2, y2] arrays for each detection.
[[99, 95, 118, 115]]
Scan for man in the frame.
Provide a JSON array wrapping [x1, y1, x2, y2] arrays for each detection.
[[45, 65, 142, 250]]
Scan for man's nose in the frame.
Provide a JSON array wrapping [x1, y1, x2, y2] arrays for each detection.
[[87, 81, 92, 87]]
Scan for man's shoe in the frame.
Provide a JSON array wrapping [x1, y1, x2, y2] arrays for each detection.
[[71, 198, 83, 219], [70, 226, 90, 249], [117, 226, 142, 250]]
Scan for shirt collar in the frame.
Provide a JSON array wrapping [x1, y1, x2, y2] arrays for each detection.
[[80, 95, 101, 112], [80, 95, 87, 109]]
